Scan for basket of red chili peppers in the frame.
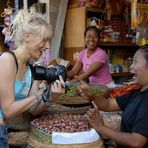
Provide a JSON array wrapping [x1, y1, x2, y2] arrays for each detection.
[[108, 84, 141, 98]]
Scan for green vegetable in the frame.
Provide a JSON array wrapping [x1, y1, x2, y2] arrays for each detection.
[[60, 85, 80, 98], [31, 130, 52, 144], [59, 85, 102, 99]]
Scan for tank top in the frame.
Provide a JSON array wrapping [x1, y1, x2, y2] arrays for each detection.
[[0, 51, 18, 119], [0, 65, 32, 119]]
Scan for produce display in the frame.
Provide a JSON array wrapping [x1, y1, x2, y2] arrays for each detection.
[[100, 111, 121, 131], [48, 103, 71, 110], [8, 131, 29, 144], [32, 113, 91, 134], [59, 85, 80, 99], [47, 103, 91, 114], [108, 84, 140, 98], [31, 113, 91, 144], [59, 85, 106, 99]]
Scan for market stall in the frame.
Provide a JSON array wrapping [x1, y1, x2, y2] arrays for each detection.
[[0, 0, 147, 147]]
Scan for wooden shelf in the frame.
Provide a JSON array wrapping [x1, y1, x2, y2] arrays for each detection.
[[0, 25, 4, 27], [86, 7, 104, 13], [64, 6, 138, 84], [111, 72, 133, 77], [99, 42, 139, 47]]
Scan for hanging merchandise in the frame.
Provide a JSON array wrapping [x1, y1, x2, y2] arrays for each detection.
[[131, 0, 138, 29], [110, 0, 123, 16], [137, 3, 148, 23], [122, 0, 131, 27], [98, 11, 105, 30], [85, 0, 99, 7], [105, 0, 112, 21], [1, 0, 15, 50]]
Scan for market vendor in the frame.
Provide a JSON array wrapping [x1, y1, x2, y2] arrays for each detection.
[[67, 26, 115, 87], [0, 9, 66, 147], [77, 45, 148, 147]]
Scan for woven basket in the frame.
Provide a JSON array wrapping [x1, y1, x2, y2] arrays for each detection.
[[47, 104, 91, 115], [54, 98, 89, 105], [30, 125, 52, 144], [54, 84, 108, 105], [100, 111, 121, 131], [28, 135, 104, 148], [5, 112, 33, 130], [29, 122, 104, 148]]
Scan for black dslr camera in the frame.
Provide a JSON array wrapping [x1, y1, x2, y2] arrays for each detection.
[[31, 65, 67, 84]]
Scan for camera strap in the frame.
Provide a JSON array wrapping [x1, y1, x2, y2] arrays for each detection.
[[42, 85, 52, 103]]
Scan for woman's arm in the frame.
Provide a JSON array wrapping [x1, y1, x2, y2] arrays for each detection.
[[94, 96, 120, 112], [77, 81, 120, 111], [86, 108, 147, 147], [99, 126, 147, 147], [0, 55, 39, 117], [28, 101, 50, 115], [76, 61, 103, 81], [28, 76, 66, 115], [28, 80, 49, 115]]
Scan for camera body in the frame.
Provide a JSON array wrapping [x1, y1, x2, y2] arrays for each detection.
[[31, 65, 67, 84]]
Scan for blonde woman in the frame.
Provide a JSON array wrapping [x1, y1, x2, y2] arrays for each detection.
[[0, 9, 65, 147]]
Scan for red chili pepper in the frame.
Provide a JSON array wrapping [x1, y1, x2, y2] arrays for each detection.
[[109, 84, 141, 98]]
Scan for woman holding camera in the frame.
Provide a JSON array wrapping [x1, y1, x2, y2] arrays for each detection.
[[0, 9, 65, 147]]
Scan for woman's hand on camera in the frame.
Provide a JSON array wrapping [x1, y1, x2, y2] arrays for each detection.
[[51, 75, 66, 93], [77, 80, 94, 101], [33, 76, 66, 103]]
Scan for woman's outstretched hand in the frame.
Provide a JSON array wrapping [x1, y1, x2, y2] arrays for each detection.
[[77, 80, 95, 101], [50, 75, 66, 100], [51, 75, 66, 94], [85, 108, 104, 131]]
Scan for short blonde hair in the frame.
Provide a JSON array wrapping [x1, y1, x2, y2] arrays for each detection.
[[11, 9, 53, 47]]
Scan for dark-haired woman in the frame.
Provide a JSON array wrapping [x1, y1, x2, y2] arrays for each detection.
[[67, 26, 114, 87], [78, 46, 148, 148]]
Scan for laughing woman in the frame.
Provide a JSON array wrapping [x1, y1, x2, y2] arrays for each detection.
[[0, 9, 65, 147], [67, 26, 114, 87], [78, 46, 148, 147]]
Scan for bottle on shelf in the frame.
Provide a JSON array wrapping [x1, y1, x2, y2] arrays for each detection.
[[137, 22, 148, 46], [127, 57, 133, 72]]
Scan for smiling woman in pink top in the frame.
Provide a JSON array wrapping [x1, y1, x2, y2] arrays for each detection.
[[67, 26, 113, 86]]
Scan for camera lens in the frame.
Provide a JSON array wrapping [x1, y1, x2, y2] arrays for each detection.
[[33, 65, 46, 80]]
